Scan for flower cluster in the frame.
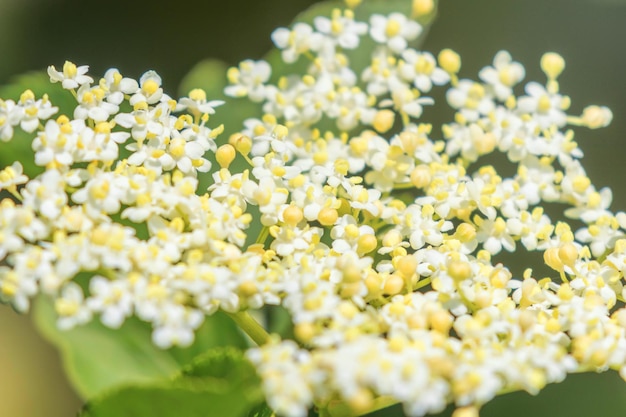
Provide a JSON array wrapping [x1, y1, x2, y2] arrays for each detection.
[[0, 2, 623, 417]]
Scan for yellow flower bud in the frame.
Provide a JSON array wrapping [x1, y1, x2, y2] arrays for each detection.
[[544, 247, 563, 272], [373, 109, 396, 133], [188, 88, 206, 102], [452, 406, 479, 417], [283, 205, 304, 226], [294, 322, 315, 343], [383, 274, 405, 295], [412, 0, 435, 18], [581, 105, 613, 129], [273, 124, 289, 139], [318, 207, 339, 226], [216, 144, 236, 168], [558, 242, 578, 268], [395, 255, 417, 278], [455, 223, 476, 243], [382, 229, 403, 248], [357, 234, 378, 255], [540, 52, 565, 80], [438, 49, 461, 74], [410, 165, 431, 188], [448, 260, 472, 281], [344, 0, 362, 8]]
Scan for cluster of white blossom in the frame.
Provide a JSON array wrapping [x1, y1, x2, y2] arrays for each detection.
[[0, 1, 623, 416]]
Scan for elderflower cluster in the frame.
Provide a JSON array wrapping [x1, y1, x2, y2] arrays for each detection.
[[0, 2, 623, 416]]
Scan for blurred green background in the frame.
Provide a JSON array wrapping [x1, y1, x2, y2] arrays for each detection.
[[2, 0, 626, 416]]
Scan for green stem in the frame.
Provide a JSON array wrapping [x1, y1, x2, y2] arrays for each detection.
[[256, 226, 270, 246], [226, 311, 270, 346], [413, 277, 431, 291], [392, 182, 415, 190]]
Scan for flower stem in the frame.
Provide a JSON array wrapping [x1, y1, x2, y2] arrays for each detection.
[[256, 226, 270, 246], [226, 310, 270, 346]]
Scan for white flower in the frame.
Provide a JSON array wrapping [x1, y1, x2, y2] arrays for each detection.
[[32, 119, 80, 167], [330, 215, 375, 253], [271, 23, 324, 63], [362, 47, 402, 96], [446, 79, 495, 122], [87, 276, 133, 328], [177, 88, 224, 115], [381, 80, 434, 118], [399, 49, 450, 92], [151, 304, 204, 348], [17, 90, 58, 132], [225, 60, 272, 101], [0, 99, 21, 141], [369, 13, 422, 54], [479, 51, 525, 101], [344, 184, 381, 215], [21, 169, 68, 219], [74, 84, 119, 122], [56, 283, 93, 330], [47, 61, 93, 89], [0, 162, 28, 191], [242, 176, 289, 226], [517, 82, 568, 129], [247, 341, 315, 417], [166, 136, 211, 174], [100, 68, 139, 105], [130, 70, 164, 105], [475, 216, 516, 254], [71, 171, 129, 218], [314, 9, 368, 50]]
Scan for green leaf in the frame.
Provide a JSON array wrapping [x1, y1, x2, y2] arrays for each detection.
[[247, 402, 274, 417], [33, 296, 247, 399], [80, 347, 264, 417], [0, 71, 76, 176]]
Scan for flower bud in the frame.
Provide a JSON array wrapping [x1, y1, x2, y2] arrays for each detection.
[[540, 52, 565, 80], [216, 144, 236, 168], [373, 109, 395, 133], [283, 205, 304, 226], [413, 0, 435, 18], [438, 49, 461, 74], [581, 105, 613, 129], [357, 234, 378, 255], [318, 207, 339, 226]]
